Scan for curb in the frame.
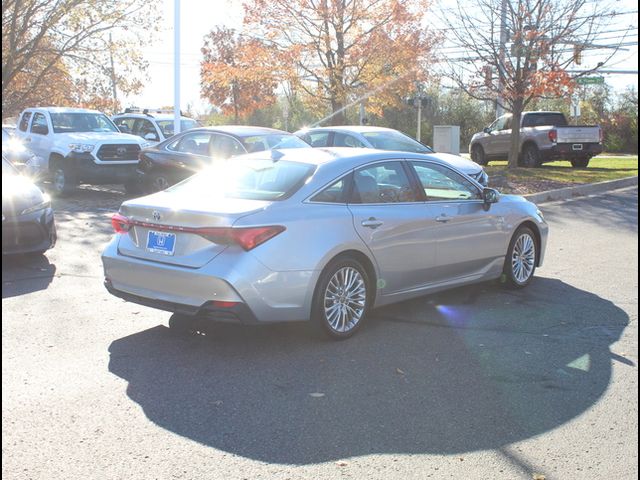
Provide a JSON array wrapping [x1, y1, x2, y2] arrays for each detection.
[[524, 176, 638, 204]]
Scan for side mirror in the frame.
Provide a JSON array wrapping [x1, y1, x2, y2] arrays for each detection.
[[483, 188, 500, 206], [483, 127, 491, 134], [144, 132, 159, 141]]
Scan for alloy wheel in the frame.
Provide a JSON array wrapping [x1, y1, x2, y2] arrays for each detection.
[[323, 266, 367, 333], [511, 233, 536, 284]]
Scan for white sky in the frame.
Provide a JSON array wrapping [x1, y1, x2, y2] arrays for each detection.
[[123, 0, 638, 115]]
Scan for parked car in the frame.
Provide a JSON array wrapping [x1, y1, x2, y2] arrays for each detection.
[[13, 107, 152, 196], [137, 126, 311, 192], [2, 154, 56, 256], [295, 125, 489, 186], [469, 111, 603, 168], [112, 109, 200, 144], [102, 148, 548, 339]]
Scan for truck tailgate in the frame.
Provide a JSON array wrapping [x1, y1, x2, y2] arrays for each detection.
[[557, 127, 600, 143]]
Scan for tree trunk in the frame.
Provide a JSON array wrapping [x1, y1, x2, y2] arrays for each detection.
[[507, 101, 524, 169], [330, 98, 346, 125]]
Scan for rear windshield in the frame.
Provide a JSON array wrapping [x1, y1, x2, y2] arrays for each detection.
[[361, 130, 434, 153], [522, 113, 568, 128], [167, 159, 315, 201], [240, 134, 309, 153]]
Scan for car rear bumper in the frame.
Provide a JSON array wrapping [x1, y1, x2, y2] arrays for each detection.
[[101, 237, 316, 323], [2, 208, 56, 255], [542, 143, 603, 161]]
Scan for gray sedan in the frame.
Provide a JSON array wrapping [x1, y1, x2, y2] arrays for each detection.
[[102, 148, 548, 338]]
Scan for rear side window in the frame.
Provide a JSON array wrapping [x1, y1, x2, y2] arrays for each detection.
[[19, 112, 32, 132], [302, 132, 331, 147], [168, 132, 212, 155], [334, 133, 365, 148], [310, 178, 349, 203]]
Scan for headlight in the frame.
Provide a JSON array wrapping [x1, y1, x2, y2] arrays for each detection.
[[140, 141, 152, 149], [21, 194, 51, 215], [69, 143, 94, 153]]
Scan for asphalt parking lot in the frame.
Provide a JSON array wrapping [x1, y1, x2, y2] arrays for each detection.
[[2, 186, 638, 480]]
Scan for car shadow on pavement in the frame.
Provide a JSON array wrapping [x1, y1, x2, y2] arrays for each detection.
[[2, 254, 56, 298], [108, 277, 630, 465]]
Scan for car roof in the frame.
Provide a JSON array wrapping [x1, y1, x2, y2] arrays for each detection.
[[112, 113, 194, 121], [187, 125, 291, 138], [28, 107, 103, 114], [296, 125, 400, 134]]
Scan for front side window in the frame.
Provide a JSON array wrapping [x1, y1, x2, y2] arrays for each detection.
[[491, 115, 511, 131], [410, 161, 481, 201], [302, 131, 331, 147], [50, 113, 119, 133], [133, 119, 159, 141], [19, 112, 32, 132], [350, 161, 418, 204], [167, 159, 315, 201], [310, 177, 348, 203], [31, 113, 49, 135], [168, 132, 212, 155]]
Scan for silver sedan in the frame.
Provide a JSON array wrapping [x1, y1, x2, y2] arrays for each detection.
[[102, 148, 548, 338]]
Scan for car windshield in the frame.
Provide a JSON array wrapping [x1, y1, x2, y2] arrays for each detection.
[[361, 131, 433, 153], [50, 113, 119, 133], [156, 119, 200, 137], [241, 134, 309, 153], [167, 159, 315, 201]]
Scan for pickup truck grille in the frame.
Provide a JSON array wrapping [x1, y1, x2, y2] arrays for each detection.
[[97, 144, 141, 161]]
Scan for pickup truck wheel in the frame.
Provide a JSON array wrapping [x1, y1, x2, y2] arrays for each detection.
[[571, 158, 590, 168], [471, 145, 488, 165], [521, 145, 541, 168], [51, 165, 77, 196]]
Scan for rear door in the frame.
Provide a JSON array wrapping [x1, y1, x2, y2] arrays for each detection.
[[408, 160, 506, 281], [347, 160, 440, 295]]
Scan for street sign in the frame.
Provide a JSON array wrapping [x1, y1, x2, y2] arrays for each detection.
[[576, 77, 605, 85]]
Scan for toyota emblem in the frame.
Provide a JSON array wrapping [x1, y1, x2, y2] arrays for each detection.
[[117, 146, 127, 155], [152, 211, 161, 221]]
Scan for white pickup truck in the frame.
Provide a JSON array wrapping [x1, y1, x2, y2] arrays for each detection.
[[14, 107, 151, 195], [469, 111, 603, 168]]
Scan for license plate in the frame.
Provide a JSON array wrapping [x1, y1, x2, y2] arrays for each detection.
[[572, 144, 583, 151], [146, 231, 176, 255]]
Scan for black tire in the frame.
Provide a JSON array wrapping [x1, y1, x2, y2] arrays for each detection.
[[168, 313, 197, 334], [471, 145, 488, 165], [503, 226, 538, 289], [571, 158, 590, 168], [521, 144, 541, 168], [311, 256, 371, 339], [124, 179, 144, 195], [50, 163, 77, 196], [146, 171, 173, 193]]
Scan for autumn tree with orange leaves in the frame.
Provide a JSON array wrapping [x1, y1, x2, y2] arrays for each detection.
[[240, 0, 438, 125], [442, 0, 623, 168], [200, 27, 280, 124]]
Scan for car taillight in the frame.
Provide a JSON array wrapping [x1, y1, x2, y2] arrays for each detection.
[[111, 213, 132, 233], [548, 129, 557, 143], [198, 226, 285, 251]]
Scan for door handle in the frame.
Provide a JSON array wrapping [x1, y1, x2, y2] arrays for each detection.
[[361, 218, 383, 229], [436, 215, 451, 223], [24, 137, 32, 143]]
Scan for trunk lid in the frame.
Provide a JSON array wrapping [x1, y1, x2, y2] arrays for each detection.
[[116, 190, 271, 268], [556, 126, 600, 144]]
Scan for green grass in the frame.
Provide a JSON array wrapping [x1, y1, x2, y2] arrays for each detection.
[[482, 155, 637, 194]]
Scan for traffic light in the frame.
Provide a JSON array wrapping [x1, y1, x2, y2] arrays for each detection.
[[573, 45, 583, 65]]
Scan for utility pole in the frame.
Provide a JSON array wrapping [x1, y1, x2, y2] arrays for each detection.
[[415, 82, 423, 141], [173, 0, 181, 136], [496, 0, 508, 118], [108, 33, 118, 113]]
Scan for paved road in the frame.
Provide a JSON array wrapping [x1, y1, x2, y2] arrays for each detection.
[[2, 187, 638, 480]]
